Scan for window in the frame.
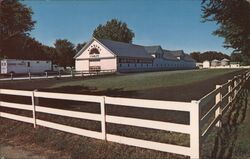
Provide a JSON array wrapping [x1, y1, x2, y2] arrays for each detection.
[[89, 48, 100, 58], [89, 66, 101, 72], [27, 62, 30, 67], [89, 59, 100, 62], [89, 48, 100, 54]]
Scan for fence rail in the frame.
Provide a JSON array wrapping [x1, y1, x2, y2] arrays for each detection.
[[0, 70, 249, 158], [0, 69, 116, 81]]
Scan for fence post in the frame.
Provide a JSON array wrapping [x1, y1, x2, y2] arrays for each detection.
[[215, 85, 222, 127], [228, 80, 232, 104], [11, 73, 13, 80], [29, 72, 31, 80], [81, 71, 84, 77], [31, 89, 38, 128], [45, 72, 48, 78], [233, 76, 238, 98], [100, 96, 106, 140], [238, 75, 242, 89], [243, 73, 246, 83], [190, 100, 201, 159]]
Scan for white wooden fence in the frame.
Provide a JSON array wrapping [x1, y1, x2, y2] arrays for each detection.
[[0, 69, 116, 81], [0, 70, 249, 158]]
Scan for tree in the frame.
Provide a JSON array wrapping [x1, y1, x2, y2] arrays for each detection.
[[42, 45, 57, 64], [190, 51, 230, 62], [230, 52, 250, 65], [75, 42, 87, 53], [93, 19, 135, 43], [202, 0, 250, 57], [54, 39, 76, 68], [190, 52, 201, 62], [231, 53, 243, 62], [0, 0, 35, 56]]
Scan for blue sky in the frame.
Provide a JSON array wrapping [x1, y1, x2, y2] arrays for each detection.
[[22, 0, 233, 54]]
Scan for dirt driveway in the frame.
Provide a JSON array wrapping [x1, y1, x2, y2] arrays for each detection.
[[0, 144, 47, 159]]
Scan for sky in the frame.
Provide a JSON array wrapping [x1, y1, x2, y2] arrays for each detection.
[[22, 0, 233, 55]]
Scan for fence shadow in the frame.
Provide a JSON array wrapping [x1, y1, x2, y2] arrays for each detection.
[[41, 85, 139, 98], [208, 81, 250, 159]]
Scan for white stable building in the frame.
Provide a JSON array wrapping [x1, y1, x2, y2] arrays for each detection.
[[74, 38, 196, 72], [1, 59, 52, 74]]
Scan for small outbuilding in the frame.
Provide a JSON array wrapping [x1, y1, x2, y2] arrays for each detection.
[[211, 59, 220, 67], [203, 60, 210, 68], [221, 58, 230, 66], [230, 62, 240, 68], [196, 62, 203, 69]]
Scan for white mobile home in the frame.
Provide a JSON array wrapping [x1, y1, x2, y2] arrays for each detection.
[[1, 59, 52, 74], [74, 38, 196, 72]]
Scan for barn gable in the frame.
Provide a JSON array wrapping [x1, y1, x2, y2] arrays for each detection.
[[74, 38, 116, 59]]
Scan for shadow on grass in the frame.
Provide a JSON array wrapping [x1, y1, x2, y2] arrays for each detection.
[[40, 85, 139, 98], [203, 80, 250, 159]]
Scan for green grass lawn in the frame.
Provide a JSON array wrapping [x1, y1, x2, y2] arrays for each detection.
[[51, 69, 241, 91]]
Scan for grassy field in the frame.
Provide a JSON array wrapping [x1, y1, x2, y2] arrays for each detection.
[[51, 69, 241, 91]]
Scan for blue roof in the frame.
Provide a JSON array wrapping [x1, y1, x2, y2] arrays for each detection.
[[144, 45, 163, 54], [98, 39, 153, 59]]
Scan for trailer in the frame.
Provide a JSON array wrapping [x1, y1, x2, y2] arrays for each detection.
[[0, 59, 52, 74]]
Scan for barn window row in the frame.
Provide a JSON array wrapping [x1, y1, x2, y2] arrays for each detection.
[[118, 58, 153, 64], [119, 63, 193, 68]]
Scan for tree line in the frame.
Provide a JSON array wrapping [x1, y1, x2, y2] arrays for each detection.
[[190, 51, 230, 63], [1, 0, 249, 68], [0, 0, 74, 68], [0, 0, 135, 68], [190, 51, 250, 65]]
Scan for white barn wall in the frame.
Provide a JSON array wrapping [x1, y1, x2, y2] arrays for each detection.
[[100, 58, 117, 70], [75, 60, 88, 71]]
